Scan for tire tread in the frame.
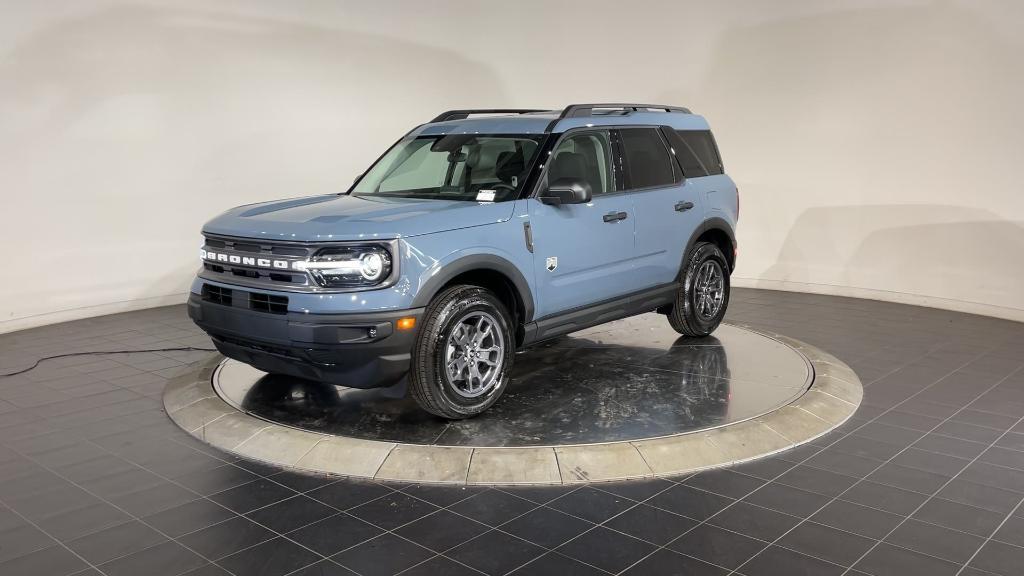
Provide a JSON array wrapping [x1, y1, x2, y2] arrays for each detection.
[[409, 284, 512, 419], [668, 242, 730, 337]]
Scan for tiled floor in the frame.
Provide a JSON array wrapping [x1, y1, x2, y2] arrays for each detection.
[[0, 288, 1021, 576]]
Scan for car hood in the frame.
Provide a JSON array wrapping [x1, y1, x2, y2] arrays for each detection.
[[202, 194, 516, 242]]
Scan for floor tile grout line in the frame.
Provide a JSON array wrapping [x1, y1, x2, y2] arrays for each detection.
[[11, 364, 209, 436], [838, 362, 1024, 572], [290, 483, 577, 572], [292, 436, 324, 468], [736, 363, 1024, 576], [2, 441, 259, 574], [344, 473, 746, 569], [2, 293, 1024, 569], [723, 462, 1024, 547], [845, 412, 1024, 575], [333, 485, 604, 576], [465, 448, 475, 484], [955, 496, 1024, 576], [553, 446, 564, 485], [422, 487, 617, 573], [0, 498, 110, 576], [743, 358, 1022, 573], [496, 474, 753, 575], [7, 428, 386, 575], [169, 470, 399, 575], [613, 338, 966, 574], [657, 333, 1021, 574], [673, 477, 1024, 567], [661, 475, 987, 572], [490, 551, 617, 576], [372, 443, 398, 480], [488, 479, 715, 576], [379, 481, 671, 575], [790, 434, 1024, 494]]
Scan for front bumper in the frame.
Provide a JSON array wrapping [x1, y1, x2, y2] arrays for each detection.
[[187, 292, 423, 388]]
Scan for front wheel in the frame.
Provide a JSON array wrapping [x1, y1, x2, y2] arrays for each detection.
[[667, 242, 731, 337], [409, 285, 515, 419]]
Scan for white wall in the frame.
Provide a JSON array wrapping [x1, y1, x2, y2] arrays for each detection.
[[2, 0, 1022, 333]]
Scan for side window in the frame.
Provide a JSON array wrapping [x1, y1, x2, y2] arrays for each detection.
[[663, 128, 707, 177], [547, 130, 613, 195], [676, 130, 724, 176], [619, 128, 676, 189]]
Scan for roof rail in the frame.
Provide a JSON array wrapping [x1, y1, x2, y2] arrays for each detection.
[[429, 109, 550, 123], [558, 103, 692, 119]]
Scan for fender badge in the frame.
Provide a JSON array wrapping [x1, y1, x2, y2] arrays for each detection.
[[546, 257, 558, 272]]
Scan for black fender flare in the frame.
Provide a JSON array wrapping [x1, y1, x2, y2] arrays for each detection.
[[409, 254, 536, 322], [681, 217, 737, 277]]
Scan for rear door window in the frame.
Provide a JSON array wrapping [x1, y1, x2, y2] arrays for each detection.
[[618, 128, 677, 190]]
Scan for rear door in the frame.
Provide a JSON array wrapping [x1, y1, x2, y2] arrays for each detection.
[[527, 129, 639, 318], [618, 127, 700, 289], [668, 128, 736, 232]]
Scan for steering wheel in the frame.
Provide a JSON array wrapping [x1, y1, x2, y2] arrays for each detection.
[[491, 183, 517, 193]]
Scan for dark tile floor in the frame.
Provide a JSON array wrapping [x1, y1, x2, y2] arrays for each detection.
[[0, 288, 1021, 576]]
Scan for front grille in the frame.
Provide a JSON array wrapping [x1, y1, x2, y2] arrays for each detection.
[[214, 335, 338, 366], [203, 263, 305, 284], [272, 246, 308, 256], [215, 335, 296, 358], [202, 284, 288, 315], [249, 292, 288, 315], [200, 234, 398, 293], [201, 284, 232, 306], [201, 235, 315, 289]]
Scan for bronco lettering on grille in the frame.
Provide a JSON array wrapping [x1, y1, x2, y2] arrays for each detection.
[[201, 249, 297, 270]]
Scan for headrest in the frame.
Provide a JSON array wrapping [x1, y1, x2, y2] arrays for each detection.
[[551, 151, 586, 181], [496, 150, 526, 183], [464, 145, 482, 169]]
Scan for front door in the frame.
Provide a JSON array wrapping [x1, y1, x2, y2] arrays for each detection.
[[527, 129, 638, 319]]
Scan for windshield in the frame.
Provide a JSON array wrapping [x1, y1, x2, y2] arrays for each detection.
[[351, 134, 546, 202]]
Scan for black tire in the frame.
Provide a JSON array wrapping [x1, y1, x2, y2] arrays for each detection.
[[409, 285, 515, 419], [668, 242, 731, 337]]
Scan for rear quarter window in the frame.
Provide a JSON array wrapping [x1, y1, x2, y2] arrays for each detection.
[[676, 130, 724, 176]]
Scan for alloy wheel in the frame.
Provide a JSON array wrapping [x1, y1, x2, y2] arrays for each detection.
[[444, 311, 505, 398], [695, 260, 725, 320]]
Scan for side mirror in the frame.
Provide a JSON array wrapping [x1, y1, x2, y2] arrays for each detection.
[[538, 178, 592, 206]]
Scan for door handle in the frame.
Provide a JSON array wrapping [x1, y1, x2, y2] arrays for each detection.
[[675, 201, 695, 212], [603, 211, 628, 222]]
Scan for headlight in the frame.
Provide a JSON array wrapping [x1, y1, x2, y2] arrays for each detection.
[[298, 245, 393, 288]]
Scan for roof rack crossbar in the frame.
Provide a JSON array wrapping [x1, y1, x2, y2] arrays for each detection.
[[558, 103, 692, 119], [430, 109, 549, 123]]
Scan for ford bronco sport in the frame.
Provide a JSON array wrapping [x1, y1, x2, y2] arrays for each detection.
[[188, 103, 739, 418]]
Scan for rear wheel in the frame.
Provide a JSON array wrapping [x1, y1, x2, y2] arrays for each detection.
[[668, 242, 730, 337], [409, 285, 515, 419]]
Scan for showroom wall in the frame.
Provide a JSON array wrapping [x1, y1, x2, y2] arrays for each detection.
[[2, 0, 1022, 333]]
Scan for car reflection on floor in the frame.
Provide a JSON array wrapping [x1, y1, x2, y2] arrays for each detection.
[[226, 322, 807, 447]]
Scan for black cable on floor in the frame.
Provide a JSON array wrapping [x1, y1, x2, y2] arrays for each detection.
[[0, 347, 218, 378]]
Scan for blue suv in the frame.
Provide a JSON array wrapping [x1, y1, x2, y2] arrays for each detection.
[[188, 104, 739, 418]]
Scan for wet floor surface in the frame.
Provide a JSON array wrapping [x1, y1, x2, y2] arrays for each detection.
[[0, 288, 1023, 576], [214, 322, 810, 446]]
